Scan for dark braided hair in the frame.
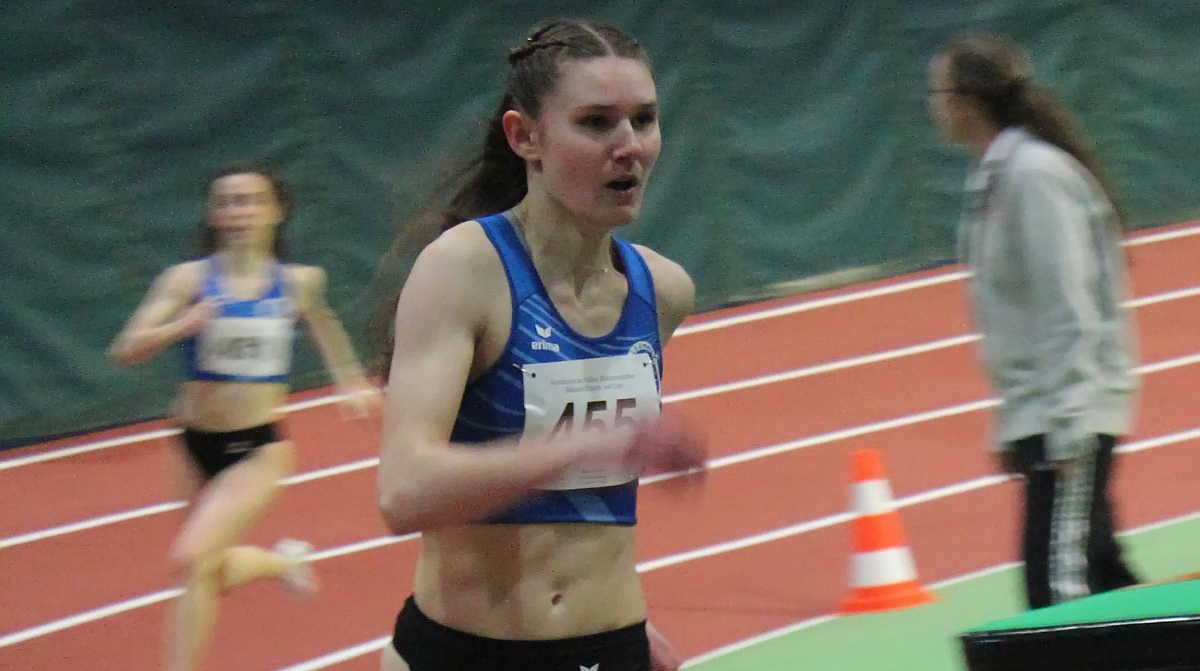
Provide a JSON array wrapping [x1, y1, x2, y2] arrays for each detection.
[[440, 18, 648, 234], [365, 18, 650, 377]]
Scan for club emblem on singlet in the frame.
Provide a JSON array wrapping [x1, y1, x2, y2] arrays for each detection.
[[628, 340, 660, 392]]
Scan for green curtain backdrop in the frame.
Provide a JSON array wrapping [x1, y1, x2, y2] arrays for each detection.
[[2, 0, 1197, 446]]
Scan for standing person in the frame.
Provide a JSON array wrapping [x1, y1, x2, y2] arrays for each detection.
[[109, 161, 379, 670], [927, 32, 1141, 609], [370, 18, 708, 671]]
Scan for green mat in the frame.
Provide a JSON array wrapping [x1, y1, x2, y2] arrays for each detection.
[[689, 513, 1200, 671], [966, 577, 1200, 633]]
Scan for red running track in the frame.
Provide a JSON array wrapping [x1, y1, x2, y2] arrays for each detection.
[[3, 224, 1200, 670]]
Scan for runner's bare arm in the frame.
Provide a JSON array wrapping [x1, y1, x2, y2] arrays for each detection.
[[291, 265, 379, 415], [109, 262, 210, 366], [636, 245, 696, 346]]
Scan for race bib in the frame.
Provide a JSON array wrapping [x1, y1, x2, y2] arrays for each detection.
[[197, 317, 293, 378], [523, 352, 659, 490]]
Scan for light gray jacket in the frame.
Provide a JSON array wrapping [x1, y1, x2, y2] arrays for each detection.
[[958, 127, 1139, 460]]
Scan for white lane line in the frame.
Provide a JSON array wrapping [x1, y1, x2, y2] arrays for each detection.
[[0, 502, 188, 549], [7, 219, 1200, 473], [3, 398, 992, 549], [674, 220, 1200, 338], [5, 416, 1198, 653], [257, 441, 1200, 671], [7, 221, 1192, 659], [1126, 285, 1200, 308], [0, 588, 182, 649], [663, 334, 980, 403], [0, 459, 380, 550], [684, 508, 1200, 666], [637, 473, 1010, 574], [7, 271, 968, 471], [1125, 223, 1200, 246], [684, 566, 1023, 667], [643, 399, 1000, 487], [677, 272, 971, 336], [0, 429, 182, 471], [308, 534, 417, 562], [1140, 352, 1200, 375], [8, 342, 1200, 550], [1, 335, 984, 548], [277, 637, 393, 671], [282, 458, 378, 485], [5, 271, 967, 471], [0, 394, 350, 471]]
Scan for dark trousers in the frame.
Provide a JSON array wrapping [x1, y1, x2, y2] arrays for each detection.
[[1009, 434, 1139, 609]]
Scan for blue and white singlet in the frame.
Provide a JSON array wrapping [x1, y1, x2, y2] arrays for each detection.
[[180, 256, 297, 383], [454, 211, 664, 525]]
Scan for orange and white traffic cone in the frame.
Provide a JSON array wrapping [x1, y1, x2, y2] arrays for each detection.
[[840, 448, 936, 614]]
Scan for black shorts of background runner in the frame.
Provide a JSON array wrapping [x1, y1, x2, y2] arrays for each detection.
[[180, 423, 281, 480]]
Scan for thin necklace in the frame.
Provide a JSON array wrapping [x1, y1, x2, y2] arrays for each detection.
[[509, 206, 616, 276]]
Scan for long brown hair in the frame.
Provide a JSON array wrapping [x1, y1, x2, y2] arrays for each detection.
[[364, 18, 650, 377], [940, 32, 1128, 228]]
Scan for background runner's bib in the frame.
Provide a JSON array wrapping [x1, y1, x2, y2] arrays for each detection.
[[180, 257, 297, 383], [523, 353, 659, 491], [196, 316, 294, 379]]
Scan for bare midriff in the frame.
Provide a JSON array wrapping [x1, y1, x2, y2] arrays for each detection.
[[171, 380, 289, 432], [413, 523, 645, 639]]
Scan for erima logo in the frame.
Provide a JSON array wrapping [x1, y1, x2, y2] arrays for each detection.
[[532, 324, 560, 352], [580, 665, 599, 671]]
